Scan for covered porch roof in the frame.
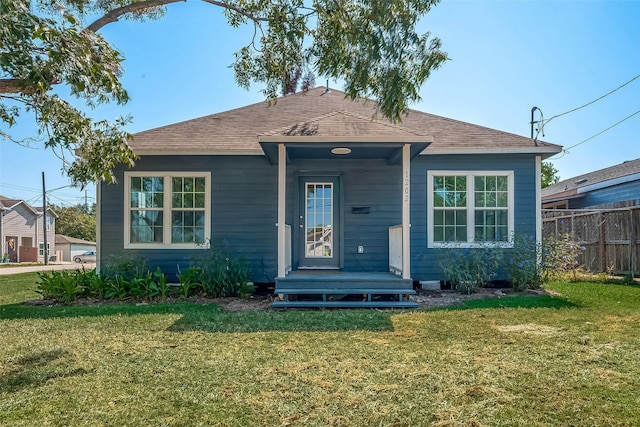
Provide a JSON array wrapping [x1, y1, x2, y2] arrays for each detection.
[[259, 137, 431, 165], [258, 110, 431, 164]]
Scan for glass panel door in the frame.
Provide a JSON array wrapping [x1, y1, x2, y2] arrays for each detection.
[[299, 176, 340, 269], [305, 182, 333, 258]]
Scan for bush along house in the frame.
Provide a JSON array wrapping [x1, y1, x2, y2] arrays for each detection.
[[97, 87, 562, 307]]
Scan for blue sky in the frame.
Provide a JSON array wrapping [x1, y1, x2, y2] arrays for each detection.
[[1, 0, 639, 206]]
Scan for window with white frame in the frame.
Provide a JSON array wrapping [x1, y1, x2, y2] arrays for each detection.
[[38, 242, 50, 256], [125, 172, 211, 248], [428, 171, 514, 247]]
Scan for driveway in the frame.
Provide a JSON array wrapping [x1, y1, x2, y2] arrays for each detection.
[[0, 262, 96, 275]]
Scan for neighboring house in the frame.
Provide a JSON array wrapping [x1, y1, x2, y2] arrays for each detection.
[[542, 158, 640, 209], [0, 195, 56, 263], [55, 234, 96, 262], [98, 87, 561, 307]]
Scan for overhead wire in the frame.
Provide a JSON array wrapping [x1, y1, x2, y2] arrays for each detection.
[[549, 108, 640, 160], [540, 73, 640, 160], [542, 73, 640, 128]]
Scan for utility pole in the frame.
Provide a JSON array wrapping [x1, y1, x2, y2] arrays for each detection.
[[42, 172, 48, 265], [84, 189, 88, 213]]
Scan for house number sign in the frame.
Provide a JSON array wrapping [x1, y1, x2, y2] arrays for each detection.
[[404, 170, 410, 203]]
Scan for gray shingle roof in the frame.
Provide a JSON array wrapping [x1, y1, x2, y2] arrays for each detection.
[[542, 157, 640, 199], [129, 87, 561, 156], [55, 234, 96, 245], [0, 196, 22, 209]]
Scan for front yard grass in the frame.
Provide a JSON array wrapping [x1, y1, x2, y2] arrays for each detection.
[[1, 273, 639, 426]]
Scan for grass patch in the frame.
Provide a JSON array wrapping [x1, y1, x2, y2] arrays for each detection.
[[437, 294, 575, 311], [1, 274, 639, 426]]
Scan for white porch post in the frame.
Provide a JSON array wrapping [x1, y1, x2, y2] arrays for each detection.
[[277, 143, 287, 278], [535, 155, 542, 263], [402, 144, 411, 279]]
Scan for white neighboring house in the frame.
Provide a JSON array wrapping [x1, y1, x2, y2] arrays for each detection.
[[55, 234, 96, 262], [0, 195, 57, 263]]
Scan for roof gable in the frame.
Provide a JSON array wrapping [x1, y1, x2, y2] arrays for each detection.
[[261, 110, 425, 138]]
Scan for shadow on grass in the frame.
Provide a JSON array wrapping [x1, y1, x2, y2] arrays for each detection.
[[0, 301, 219, 321], [167, 309, 397, 333], [429, 295, 576, 312], [0, 295, 576, 333], [0, 348, 90, 393]]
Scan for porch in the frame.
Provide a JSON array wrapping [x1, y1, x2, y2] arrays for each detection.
[[272, 271, 417, 308], [259, 131, 431, 309]]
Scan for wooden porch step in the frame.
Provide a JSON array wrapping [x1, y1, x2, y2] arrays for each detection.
[[274, 288, 416, 295], [272, 300, 418, 309]]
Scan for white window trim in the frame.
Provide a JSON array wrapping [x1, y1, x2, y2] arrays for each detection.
[[427, 170, 514, 248], [124, 171, 211, 249], [38, 242, 50, 256]]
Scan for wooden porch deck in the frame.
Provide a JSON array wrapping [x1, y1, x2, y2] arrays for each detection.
[[273, 271, 418, 309]]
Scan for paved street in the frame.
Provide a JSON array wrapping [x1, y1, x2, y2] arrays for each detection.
[[0, 262, 96, 275]]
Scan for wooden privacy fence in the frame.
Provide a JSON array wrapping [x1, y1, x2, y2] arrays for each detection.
[[542, 207, 640, 276]]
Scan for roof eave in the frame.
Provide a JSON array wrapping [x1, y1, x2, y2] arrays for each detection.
[[421, 146, 562, 158]]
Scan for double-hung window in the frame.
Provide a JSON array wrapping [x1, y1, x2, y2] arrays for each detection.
[[125, 172, 211, 248], [38, 242, 50, 256], [428, 171, 514, 247]]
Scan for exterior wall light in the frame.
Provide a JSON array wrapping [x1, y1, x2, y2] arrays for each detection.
[[331, 147, 351, 155]]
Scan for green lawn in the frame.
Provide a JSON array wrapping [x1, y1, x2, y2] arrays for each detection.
[[1, 273, 639, 426]]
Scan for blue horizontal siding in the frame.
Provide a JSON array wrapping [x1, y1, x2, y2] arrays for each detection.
[[571, 180, 640, 208], [409, 154, 538, 281], [100, 153, 540, 283]]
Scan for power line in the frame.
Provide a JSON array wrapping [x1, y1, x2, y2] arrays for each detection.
[[549, 108, 640, 160], [543, 73, 640, 127]]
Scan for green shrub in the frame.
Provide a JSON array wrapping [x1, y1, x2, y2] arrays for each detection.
[[507, 234, 543, 291], [438, 244, 503, 294], [177, 266, 202, 298], [190, 243, 252, 298], [36, 270, 84, 304], [100, 255, 148, 282], [105, 276, 130, 300], [542, 234, 586, 282], [154, 267, 169, 300], [84, 269, 108, 299]]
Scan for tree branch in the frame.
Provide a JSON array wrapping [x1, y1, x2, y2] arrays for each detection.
[[87, 0, 268, 33], [200, 0, 268, 24], [86, 0, 186, 32], [0, 79, 37, 94], [1, 0, 271, 95]]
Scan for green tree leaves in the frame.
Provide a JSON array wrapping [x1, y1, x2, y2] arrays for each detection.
[[541, 161, 560, 188], [1, 0, 448, 185], [52, 204, 96, 241]]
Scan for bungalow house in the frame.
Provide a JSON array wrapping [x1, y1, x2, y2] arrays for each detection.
[[0, 195, 56, 263], [55, 234, 96, 262], [542, 158, 640, 209], [98, 87, 561, 307]]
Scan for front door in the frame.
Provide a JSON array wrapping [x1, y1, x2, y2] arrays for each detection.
[[298, 177, 340, 269]]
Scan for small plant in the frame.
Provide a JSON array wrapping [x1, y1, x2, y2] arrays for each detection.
[[178, 266, 202, 298], [105, 276, 131, 300], [507, 234, 543, 291], [154, 267, 169, 301], [237, 281, 256, 298], [191, 242, 252, 298], [542, 233, 586, 282], [36, 270, 83, 304], [84, 269, 108, 299], [438, 244, 503, 294], [137, 271, 159, 301]]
